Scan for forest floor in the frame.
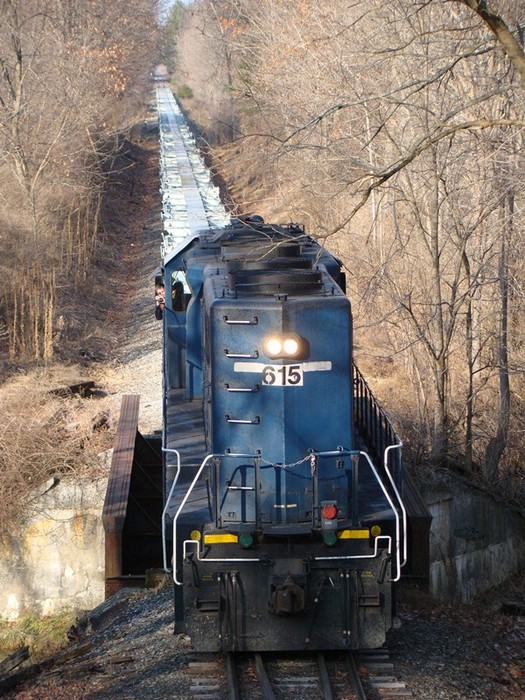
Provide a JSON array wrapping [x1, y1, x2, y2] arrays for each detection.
[[2, 94, 525, 700]]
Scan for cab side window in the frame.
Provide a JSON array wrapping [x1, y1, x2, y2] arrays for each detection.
[[171, 271, 190, 312]]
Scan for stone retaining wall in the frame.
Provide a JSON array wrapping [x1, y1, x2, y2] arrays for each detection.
[[427, 475, 525, 602], [0, 477, 107, 621]]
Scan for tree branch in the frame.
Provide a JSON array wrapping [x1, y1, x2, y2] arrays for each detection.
[[458, 0, 525, 82], [329, 117, 525, 237]]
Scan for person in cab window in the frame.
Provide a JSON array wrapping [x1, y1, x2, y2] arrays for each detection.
[[172, 280, 185, 311], [155, 282, 165, 320]]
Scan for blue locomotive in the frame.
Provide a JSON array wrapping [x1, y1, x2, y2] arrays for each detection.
[[160, 216, 411, 651]]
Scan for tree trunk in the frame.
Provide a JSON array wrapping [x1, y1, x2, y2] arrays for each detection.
[[462, 250, 474, 473], [483, 193, 512, 480], [429, 149, 449, 463]]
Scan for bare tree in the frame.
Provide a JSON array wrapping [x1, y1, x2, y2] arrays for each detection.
[[0, 0, 159, 360], [173, 0, 525, 489]]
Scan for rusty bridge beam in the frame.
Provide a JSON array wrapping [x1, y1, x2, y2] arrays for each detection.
[[102, 394, 141, 597]]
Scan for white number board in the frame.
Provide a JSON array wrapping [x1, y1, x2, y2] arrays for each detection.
[[233, 360, 332, 387], [262, 364, 303, 386]]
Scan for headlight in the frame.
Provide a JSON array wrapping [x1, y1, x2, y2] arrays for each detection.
[[263, 333, 305, 359], [265, 336, 283, 356], [283, 337, 300, 356]]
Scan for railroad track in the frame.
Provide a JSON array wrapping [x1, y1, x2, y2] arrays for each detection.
[[187, 649, 412, 700]]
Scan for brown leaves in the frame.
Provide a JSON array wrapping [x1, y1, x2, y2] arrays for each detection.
[[0, 371, 114, 535]]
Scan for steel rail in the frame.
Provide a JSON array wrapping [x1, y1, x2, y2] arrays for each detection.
[[317, 653, 335, 700], [226, 652, 241, 700], [254, 653, 277, 700], [345, 652, 368, 700]]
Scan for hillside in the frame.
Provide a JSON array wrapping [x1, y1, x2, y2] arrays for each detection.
[[0, 109, 163, 540]]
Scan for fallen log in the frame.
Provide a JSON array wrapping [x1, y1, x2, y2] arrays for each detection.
[[0, 646, 29, 678], [49, 381, 96, 398], [0, 641, 93, 693], [0, 665, 37, 693], [501, 600, 525, 616], [52, 641, 93, 664]]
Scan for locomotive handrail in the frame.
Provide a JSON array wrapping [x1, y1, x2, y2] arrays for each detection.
[[172, 453, 214, 585], [172, 452, 261, 585], [311, 449, 404, 581], [225, 415, 261, 424], [224, 350, 259, 359], [176, 447, 405, 581], [352, 364, 407, 578], [383, 443, 408, 577], [353, 363, 402, 485], [311, 447, 351, 457], [161, 447, 181, 573], [223, 316, 258, 325], [169, 445, 406, 582], [182, 533, 392, 569], [225, 384, 260, 393], [313, 534, 393, 564]]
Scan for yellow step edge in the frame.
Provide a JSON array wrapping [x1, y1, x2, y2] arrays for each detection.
[[337, 529, 370, 539], [203, 533, 239, 544]]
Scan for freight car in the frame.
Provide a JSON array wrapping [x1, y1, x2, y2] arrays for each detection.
[[159, 215, 413, 652]]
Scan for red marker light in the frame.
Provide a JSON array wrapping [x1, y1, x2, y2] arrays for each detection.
[[322, 504, 337, 520]]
